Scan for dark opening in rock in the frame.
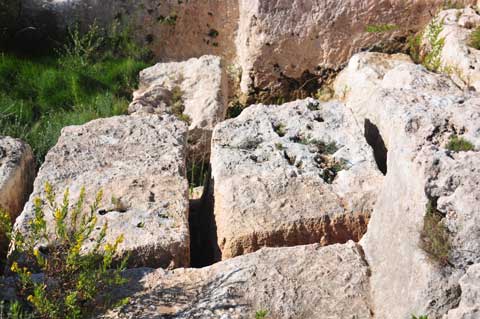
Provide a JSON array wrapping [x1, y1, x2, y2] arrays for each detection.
[[364, 119, 388, 175], [189, 171, 220, 267]]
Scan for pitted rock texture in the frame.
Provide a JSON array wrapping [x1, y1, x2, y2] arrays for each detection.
[[14, 115, 190, 269], [210, 98, 383, 260], [0, 136, 35, 218], [427, 7, 480, 91], [19, 0, 478, 97], [131, 55, 228, 162], [102, 242, 372, 319], [335, 52, 480, 318], [446, 263, 480, 319]]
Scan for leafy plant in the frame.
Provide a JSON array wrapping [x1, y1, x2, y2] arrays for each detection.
[[255, 309, 269, 319], [412, 315, 429, 319], [1, 183, 129, 318], [170, 86, 191, 124], [423, 18, 446, 72], [419, 201, 451, 266], [446, 135, 475, 152]]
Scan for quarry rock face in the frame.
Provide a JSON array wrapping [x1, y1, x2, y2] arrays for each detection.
[[335, 52, 480, 318], [19, 0, 478, 97], [14, 115, 190, 269], [0, 136, 35, 219], [103, 242, 372, 319], [210, 98, 383, 260], [130, 55, 228, 161]]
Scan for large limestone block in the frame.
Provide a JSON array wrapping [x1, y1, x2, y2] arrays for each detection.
[[131, 55, 228, 161], [14, 115, 190, 269], [0, 136, 35, 218], [210, 98, 383, 260], [103, 242, 373, 319], [335, 52, 480, 318], [236, 0, 477, 96]]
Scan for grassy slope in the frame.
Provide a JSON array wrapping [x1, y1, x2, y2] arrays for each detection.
[[0, 53, 147, 164]]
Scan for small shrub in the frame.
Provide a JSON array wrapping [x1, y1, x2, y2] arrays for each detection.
[[170, 86, 192, 124], [365, 24, 398, 33], [207, 29, 219, 38], [419, 201, 451, 266], [255, 309, 269, 319], [1, 183, 129, 318], [412, 315, 429, 319], [469, 27, 480, 50], [227, 101, 246, 118], [446, 135, 475, 152]]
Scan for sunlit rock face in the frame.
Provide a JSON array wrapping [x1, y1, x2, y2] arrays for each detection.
[[19, 0, 478, 97], [14, 114, 190, 269]]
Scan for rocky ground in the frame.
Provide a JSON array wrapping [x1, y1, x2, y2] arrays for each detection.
[[2, 2, 480, 319]]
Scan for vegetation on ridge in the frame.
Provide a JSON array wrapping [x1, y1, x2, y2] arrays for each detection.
[[446, 135, 475, 152], [419, 201, 451, 266]]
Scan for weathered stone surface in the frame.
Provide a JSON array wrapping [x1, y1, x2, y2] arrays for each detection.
[[0, 136, 35, 260], [102, 242, 372, 319], [14, 115, 190, 269], [132, 55, 228, 133], [20, 0, 478, 97], [446, 263, 480, 319], [210, 98, 383, 260], [235, 0, 477, 97], [428, 8, 480, 91], [131, 55, 228, 162], [0, 136, 35, 218], [335, 52, 480, 318]]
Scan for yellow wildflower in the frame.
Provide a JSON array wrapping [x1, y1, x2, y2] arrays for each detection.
[[10, 262, 18, 272]]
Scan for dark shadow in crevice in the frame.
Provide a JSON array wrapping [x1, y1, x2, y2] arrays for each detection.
[[364, 119, 388, 175], [189, 169, 220, 268]]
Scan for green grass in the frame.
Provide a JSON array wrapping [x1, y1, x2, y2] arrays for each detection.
[[469, 27, 480, 50], [0, 53, 147, 165], [446, 135, 475, 152], [255, 310, 269, 319]]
